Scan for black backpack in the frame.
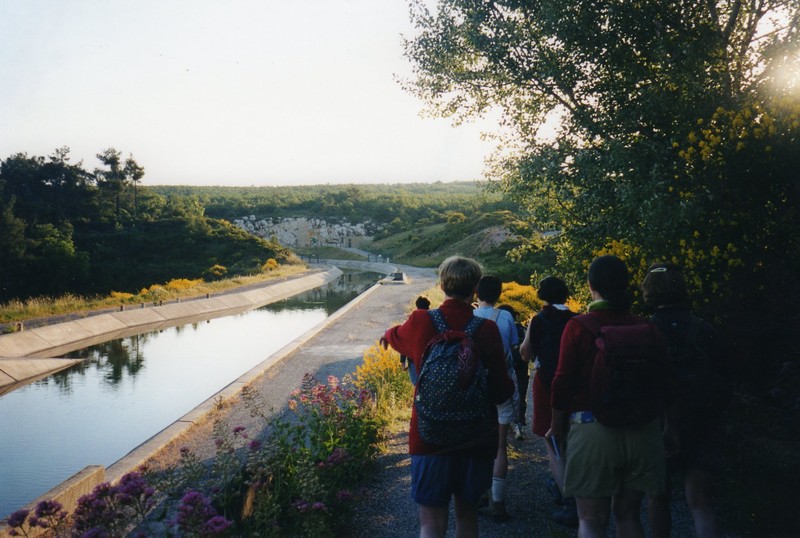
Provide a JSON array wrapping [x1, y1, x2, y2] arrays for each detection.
[[534, 310, 573, 386], [575, 315, 668, 428], [415, 309, 496, 447], [654, 314, 731, 418]]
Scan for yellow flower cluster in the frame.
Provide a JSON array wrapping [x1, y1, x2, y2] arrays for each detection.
[[594, 239, 649, 286], [677, 98, 800, 167], [165, 278, 203, 291], [261, 258, 279, 272], [354, 343, 413, 413], [499, 281, 541, 322]]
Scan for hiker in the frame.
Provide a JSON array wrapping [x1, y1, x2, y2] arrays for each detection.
[[497, 304, 528, 441], [519, 276, 578, 527], [381, 256, 514, 538], [547, 255, 675, 538], [641, 263, 729, 538], [400, 295, 432, 385], [473, 276, 519, 522]]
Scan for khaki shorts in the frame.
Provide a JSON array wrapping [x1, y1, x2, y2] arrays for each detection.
[[563, 419, 665, 498]]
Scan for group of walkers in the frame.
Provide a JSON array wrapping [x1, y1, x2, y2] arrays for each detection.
[[381, 254, 728, 538]]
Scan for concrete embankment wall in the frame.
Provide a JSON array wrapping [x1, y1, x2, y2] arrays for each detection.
[[0, 261, 398, 535]]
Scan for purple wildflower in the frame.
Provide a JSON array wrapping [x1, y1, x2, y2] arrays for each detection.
[[248, 439, 262, 451], [173, 490, 231, 536], [203, 515, 233, 534], [7, 509, 29, 528], [34, 500, 63, 519]]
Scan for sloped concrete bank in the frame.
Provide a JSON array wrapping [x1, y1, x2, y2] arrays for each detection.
[[0, 261, 408, 535]]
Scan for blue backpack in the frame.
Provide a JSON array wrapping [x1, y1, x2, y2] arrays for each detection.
[[415, 309, 496, 447]]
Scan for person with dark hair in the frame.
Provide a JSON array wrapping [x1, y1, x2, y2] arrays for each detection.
[[381, 257, 514, 538], [416, 295, 432, 310], [547, 255, 674, 538], [497, 304, 528, 441], [400, 296, 432, 385], [473, 276, 519, 522], [519, 276, 577, 527], [642, 263, 728, 538]]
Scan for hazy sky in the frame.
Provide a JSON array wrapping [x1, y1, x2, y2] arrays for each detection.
[[1, 0, 497, 186]]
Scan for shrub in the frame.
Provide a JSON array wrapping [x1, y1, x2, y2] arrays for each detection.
[[499, 281, 542, 323], [261, 258, 279, 272], [165, 278, 203, 291], [241, 373, 380, 536], [110, 291, 134, 301], [354, 342, 413, 416], [203, 264, 228, 281]]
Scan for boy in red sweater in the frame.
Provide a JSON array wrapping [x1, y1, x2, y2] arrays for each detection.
[[382, 256, 513, 538]]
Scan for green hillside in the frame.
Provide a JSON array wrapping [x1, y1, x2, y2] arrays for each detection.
[[370, 210, 554, 284]]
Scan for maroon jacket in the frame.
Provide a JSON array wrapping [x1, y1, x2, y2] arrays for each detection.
[[384, 298, 514, 455], [551, 308, 672, 414]]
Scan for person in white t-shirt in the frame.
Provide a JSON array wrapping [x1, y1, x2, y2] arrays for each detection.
[[473, 276, 519, 522]]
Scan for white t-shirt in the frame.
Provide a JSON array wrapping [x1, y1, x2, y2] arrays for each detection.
[[474, 305, 519, 358]]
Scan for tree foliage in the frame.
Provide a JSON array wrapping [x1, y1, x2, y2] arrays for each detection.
[[0, 148, 290, 301], [404, 4, 800, 531], [403, 0, 800, 362]]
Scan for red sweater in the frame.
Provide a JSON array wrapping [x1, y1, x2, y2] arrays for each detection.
[[384, 298, 514, 455]]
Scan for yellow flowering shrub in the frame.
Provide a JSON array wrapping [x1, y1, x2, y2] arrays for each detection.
[[165, 278, 202, 291], [262, 258, 279, 272], [499, 281, 541, 322], [110, 291, 134, 301], [202, 264, 227, 281], [354, 343, 413, 414]]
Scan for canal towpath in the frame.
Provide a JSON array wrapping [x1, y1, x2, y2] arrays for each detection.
[[2, 261, 704, 538]]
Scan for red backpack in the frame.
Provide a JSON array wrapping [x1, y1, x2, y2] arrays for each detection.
[[574, 314, 669, 428]]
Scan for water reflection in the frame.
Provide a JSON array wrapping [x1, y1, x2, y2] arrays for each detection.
[[265, 270, 378, 315], [0, 270, 382, 517]]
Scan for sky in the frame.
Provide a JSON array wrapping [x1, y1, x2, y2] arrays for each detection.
[[0, 0, 498, 186]]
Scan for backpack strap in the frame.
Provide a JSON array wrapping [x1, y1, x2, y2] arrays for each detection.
[[428, 308, 450, 334], [428, 308, 484, 336], [464, 313, 485, 337]]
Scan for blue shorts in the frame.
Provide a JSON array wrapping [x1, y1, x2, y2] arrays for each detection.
[[410, 453, 494, 507]]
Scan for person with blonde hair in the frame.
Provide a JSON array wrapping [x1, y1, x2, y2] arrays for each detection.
[[382, 256, 513, 538]]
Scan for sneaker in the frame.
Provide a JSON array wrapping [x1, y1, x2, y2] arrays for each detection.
[[512, 423, 526, 440], [546, 476, 563, 505], [552, 497, 578, 528], [491, 500, 512, 523]]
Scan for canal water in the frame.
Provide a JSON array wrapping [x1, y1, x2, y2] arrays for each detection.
[[0, 270, 383, 517]]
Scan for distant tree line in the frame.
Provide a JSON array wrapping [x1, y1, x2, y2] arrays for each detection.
[[150, 183, 517, 231]]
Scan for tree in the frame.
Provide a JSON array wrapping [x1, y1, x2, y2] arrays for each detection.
[[124, 154, 145, 222], [404, 0, 800, 313]]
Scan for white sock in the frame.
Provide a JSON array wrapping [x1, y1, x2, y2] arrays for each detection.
[[492, 477, 506, 503]]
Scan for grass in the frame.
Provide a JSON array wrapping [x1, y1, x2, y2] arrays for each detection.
[[0, 264, 308, 326]]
